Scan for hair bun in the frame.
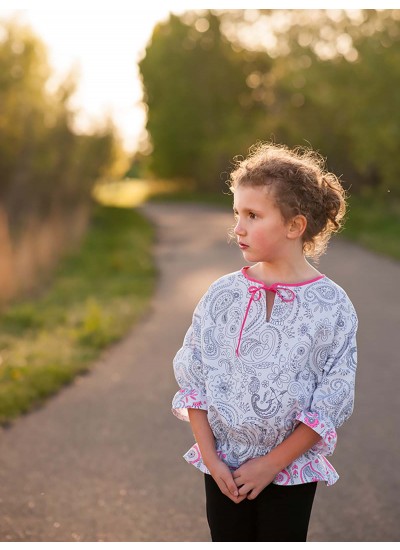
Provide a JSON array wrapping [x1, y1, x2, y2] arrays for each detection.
[[320, 173, 347, 232]]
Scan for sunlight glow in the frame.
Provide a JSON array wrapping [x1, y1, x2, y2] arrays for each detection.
[[0, 5, 188, 153], [93, 179, 186, 208]]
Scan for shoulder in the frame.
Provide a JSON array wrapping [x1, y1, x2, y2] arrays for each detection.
[[318, 277, 358, 328], [197, 269, 244, 310], [207, 269, 244, 292], [321, 277, 356, 306]]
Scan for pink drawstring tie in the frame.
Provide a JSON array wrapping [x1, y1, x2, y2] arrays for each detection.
[[236, 283, 296, 357]]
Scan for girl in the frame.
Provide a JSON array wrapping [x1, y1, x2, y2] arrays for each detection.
[[171, 142, 358, 542]]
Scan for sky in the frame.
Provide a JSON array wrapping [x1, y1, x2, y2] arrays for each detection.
[[0, 2, 391, 154], [0, 4, 190, 153]]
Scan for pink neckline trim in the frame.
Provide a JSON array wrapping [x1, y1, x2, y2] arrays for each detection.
[[240, 266, 325, 287]]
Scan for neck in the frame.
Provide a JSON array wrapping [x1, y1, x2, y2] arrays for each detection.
[[249, 257, 321, 286]]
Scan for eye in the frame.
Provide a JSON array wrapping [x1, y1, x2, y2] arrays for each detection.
[[249, 212, 257, 219]]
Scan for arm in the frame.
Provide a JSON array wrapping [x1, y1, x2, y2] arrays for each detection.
[[233, 423, 321, 499], [295, 301, 358, 456], [172, 291, 244, 502], [172, 296, 208, 421], [188, 409, 246, 503], [187, 408, 218, 468]]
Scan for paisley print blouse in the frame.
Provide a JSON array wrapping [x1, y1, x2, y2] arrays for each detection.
[[172, 267, 358, 486]]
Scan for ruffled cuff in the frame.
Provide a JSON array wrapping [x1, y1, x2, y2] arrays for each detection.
[[183, 443, 228, 474], [171, 387, 207, 422], [296, 410, 337, 456]]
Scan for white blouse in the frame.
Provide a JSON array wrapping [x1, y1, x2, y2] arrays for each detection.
[[172, 267, 358, 486]]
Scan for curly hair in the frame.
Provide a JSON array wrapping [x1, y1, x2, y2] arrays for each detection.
[[229, 142, 347, 260]]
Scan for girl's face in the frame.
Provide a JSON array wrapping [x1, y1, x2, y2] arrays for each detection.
[[233, 184, 292, 263]]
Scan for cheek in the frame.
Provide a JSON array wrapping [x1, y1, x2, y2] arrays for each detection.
[[252, 228, 268, 244], [253, 223, 284, 245]]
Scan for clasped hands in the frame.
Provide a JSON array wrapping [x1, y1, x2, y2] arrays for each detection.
[[208, 455, 280, 504]]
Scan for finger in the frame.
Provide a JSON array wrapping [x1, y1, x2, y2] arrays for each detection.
[[233, 476, 242, 487], [216, 481, 231, 499], [216, 478, 238, 499], [228, 495, 246, 504], [222, 477, 239, 497], [233, 494, 247, 504], [238, 483, 252, 496], [216, 479, 246, 503], [221, 486, 245, 504], [247, 488, 260, 501], [226, 489, 247, 503]]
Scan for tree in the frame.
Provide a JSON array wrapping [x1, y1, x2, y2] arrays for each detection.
[[219, 9, 400, 195], [139, 11, 270, 190], [0, 18, 126, 229], [139, 9, 400, 196], [0, 17, 127, 303]]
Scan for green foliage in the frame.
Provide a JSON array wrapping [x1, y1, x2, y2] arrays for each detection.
[[0, 18, 127, 234], [139, 12, 270, 190], [0, 205, 156, 424], [254, 9, 400, 196], [139, 9, 400, 198]]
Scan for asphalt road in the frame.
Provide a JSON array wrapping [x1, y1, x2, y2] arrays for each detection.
[[0, 202, 399, 542]]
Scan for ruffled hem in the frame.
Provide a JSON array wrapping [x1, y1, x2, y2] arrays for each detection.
[[182, 443, 339, 486], [273, 454, 339, 486], [296, 410, 337, 456]]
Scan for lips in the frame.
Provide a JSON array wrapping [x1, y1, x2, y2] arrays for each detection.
[[238, 242, 249, 249]]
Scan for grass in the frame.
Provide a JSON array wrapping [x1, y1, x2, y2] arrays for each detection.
[[92, 177, 196, 207], [93, 177, 234, 208], [343, 191, 400, 260], [0, 203, 155, 425]]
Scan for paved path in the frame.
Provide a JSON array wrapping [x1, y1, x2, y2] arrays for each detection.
[[0, 202, 399, 542]]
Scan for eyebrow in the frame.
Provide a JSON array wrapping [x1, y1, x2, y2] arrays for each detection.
[[233, 206, 262, 214]]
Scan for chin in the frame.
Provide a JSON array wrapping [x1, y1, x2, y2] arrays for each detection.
[[242, 253, 259, 263], [243, 252, 271, 264]]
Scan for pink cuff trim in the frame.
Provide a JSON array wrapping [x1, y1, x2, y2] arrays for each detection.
[[296, 410, 337, 456], [172, 388, 207, 422], [183, 443, 227, 474]]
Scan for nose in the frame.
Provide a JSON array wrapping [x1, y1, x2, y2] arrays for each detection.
[[234, 219, 245, 236]]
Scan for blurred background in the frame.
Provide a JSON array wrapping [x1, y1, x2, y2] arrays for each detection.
[[0, 1, 399, 466], [1, 7, 399, 305], [0, 6, 399, 542]]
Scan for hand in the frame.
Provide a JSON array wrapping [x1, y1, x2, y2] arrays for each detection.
[[232, 455, 279, 500], [207, 458, 248, 504]]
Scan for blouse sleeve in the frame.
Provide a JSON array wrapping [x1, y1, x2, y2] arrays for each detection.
[[296, 302, 358, 456], [171, 293, 208, 422]]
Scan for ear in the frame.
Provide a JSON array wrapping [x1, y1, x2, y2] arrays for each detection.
[[287, 215, 307, 240]]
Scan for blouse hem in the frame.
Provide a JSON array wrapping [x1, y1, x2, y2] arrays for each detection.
[[182, 443, 339, 487]]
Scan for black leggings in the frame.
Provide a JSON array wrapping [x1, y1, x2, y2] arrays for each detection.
[[204, 474, 317, 542]]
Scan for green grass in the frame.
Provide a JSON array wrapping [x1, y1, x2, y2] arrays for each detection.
[[0, 204, 156, 425], [343, 192, 400, 260]]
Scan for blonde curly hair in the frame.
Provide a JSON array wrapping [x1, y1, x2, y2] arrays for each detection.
[[229, 142, 347, 260]]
